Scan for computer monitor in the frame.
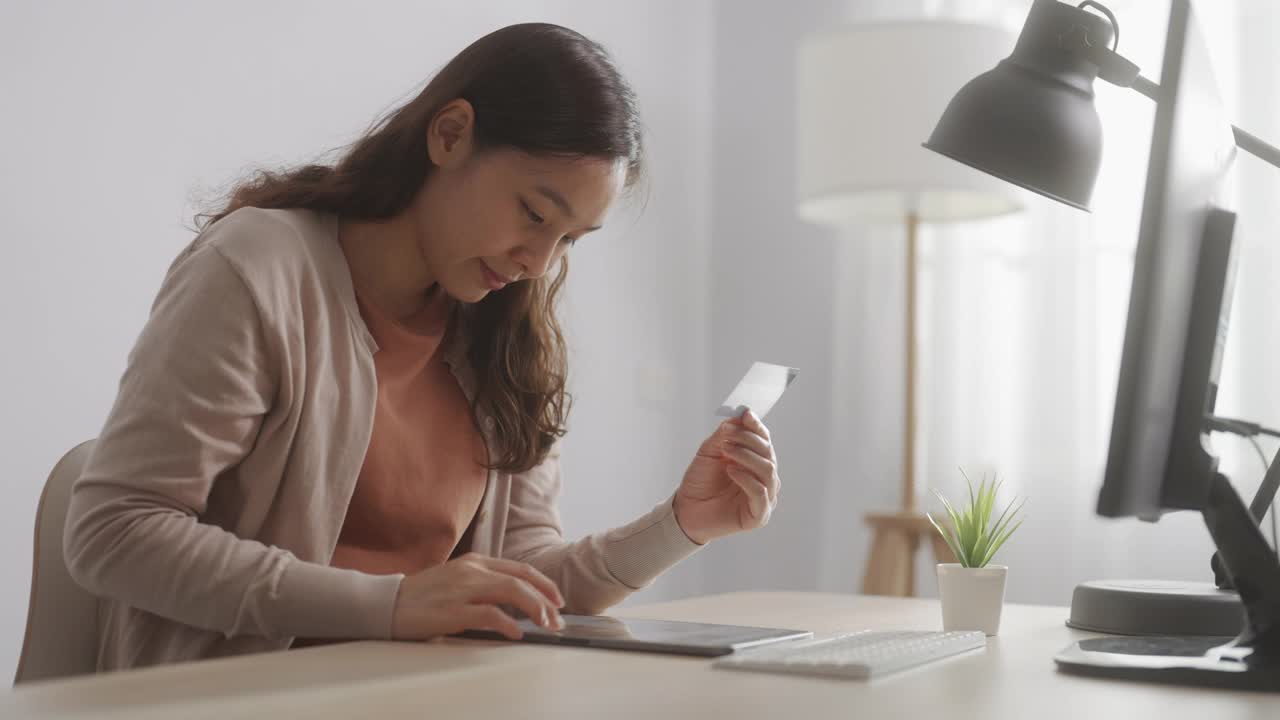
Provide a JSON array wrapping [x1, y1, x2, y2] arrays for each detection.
[[1096, 0, 1237, 521], [1054, 0, 1280, 691]]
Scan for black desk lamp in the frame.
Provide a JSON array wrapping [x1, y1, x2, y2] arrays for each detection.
[[924, 0, 1280, 207], [924, 0, 1280, 640]]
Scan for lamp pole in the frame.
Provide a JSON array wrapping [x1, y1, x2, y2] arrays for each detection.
[[860, 210, 955, 598], [904, 211, 919, 514]]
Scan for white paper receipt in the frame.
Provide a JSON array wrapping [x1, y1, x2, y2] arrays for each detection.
[[715, 362, 799, 420]]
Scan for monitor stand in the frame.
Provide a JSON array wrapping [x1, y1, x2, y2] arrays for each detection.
[[1055, 471, 1280, 691], [1065, 579, 1243, 637], [1062, 419, 1280, 639]]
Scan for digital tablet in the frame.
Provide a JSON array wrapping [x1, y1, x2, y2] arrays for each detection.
[[457, 614, 812, 657]]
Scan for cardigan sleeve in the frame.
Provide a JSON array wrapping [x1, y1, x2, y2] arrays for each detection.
[[64, 237, 401, 642], [499, 440, 704, 615]]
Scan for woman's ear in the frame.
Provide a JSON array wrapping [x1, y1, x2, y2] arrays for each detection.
[[427, 98, 476, 169]]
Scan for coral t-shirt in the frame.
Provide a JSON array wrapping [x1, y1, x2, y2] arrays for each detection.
[[329, 286, 489, 576]]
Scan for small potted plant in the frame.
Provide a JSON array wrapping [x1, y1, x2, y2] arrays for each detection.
[[927, 470, 1025, 636]]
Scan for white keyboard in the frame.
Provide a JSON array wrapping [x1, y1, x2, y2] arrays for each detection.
[[713, 630, 986, 680]]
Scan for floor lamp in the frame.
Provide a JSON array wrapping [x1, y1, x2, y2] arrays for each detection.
[[796, 20, 1024, 596]]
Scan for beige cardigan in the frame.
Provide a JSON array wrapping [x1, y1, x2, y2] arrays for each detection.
[[64, 207, 702, 672]]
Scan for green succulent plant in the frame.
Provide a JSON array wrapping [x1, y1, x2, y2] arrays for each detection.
[[927, 470, 1025, 569]]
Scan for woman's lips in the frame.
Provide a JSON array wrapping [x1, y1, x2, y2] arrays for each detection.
[[482, 263, 512, 290]]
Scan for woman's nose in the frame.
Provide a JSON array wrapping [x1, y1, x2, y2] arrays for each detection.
[[512, 235, 560, 279]]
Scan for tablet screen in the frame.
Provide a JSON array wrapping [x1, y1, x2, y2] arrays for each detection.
[[458, 614, 812, 657]]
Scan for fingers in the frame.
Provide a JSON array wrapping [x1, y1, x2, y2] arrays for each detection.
[[740, 408, 771, 442], [719, 409, 781, 505], [456, 604, 524, 640], [475, 574, 564, 630], [719, 411, 774, 458], [459, 555, 563, 631], [712, 408, 782, 525], [722, 444, 777, 494], [726, 465, 771, 521], [724, 449, 780, 504], [723, 429, 772, 461], [475, 556, 565, 608]]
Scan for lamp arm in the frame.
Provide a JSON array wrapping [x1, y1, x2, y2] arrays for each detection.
[[1232, 125, 1280, 171], [1061, 28, 1280, 171], [1133, 72, 1280, 170], [1130, 74, 1160, 103], [1132, 72, 1280, 170]]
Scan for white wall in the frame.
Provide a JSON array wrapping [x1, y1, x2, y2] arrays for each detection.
[[0, 0, 713, 682], [700, 0, 848, 596]]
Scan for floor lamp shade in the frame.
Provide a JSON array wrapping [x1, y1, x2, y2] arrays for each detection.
[[796, 20, 1024, 596], [797, 20, 1025, 225]]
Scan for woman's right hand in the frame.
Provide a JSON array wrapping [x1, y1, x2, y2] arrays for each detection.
[[391, 552, 566, 641]]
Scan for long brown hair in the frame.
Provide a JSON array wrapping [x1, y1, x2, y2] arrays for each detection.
[[198, 23, 644, 473]]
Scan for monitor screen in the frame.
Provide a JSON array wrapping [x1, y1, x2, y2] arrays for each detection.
[[1097, 0, 1239, 519]]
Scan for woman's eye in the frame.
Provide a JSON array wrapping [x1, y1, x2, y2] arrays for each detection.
[[521, 200, 545, 225], [562, 236, 578, 247]]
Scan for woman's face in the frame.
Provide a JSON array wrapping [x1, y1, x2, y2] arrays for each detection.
[[416, 100, 626, 304]]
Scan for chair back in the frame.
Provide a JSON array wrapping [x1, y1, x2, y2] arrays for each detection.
[[14, 440, 100, 685]]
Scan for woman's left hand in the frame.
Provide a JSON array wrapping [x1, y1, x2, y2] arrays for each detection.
[[673, 409, 780, 545]]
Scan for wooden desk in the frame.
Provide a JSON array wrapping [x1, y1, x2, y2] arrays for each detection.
[[5, 592, 1277, 719]]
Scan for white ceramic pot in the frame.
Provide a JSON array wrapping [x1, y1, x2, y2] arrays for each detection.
[[936, 563, 1008, 636]]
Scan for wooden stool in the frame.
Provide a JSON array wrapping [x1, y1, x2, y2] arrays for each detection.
[[861, 512, 955, 597]]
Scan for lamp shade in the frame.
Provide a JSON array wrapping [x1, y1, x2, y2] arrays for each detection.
[[797, 20, 1024, 226], [923, 0, 1114, 210]]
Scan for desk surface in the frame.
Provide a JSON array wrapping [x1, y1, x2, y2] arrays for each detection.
[[5, 591, 1278, 719]]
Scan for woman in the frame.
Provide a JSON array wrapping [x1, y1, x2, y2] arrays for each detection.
[[64, 22, 782, 672]]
